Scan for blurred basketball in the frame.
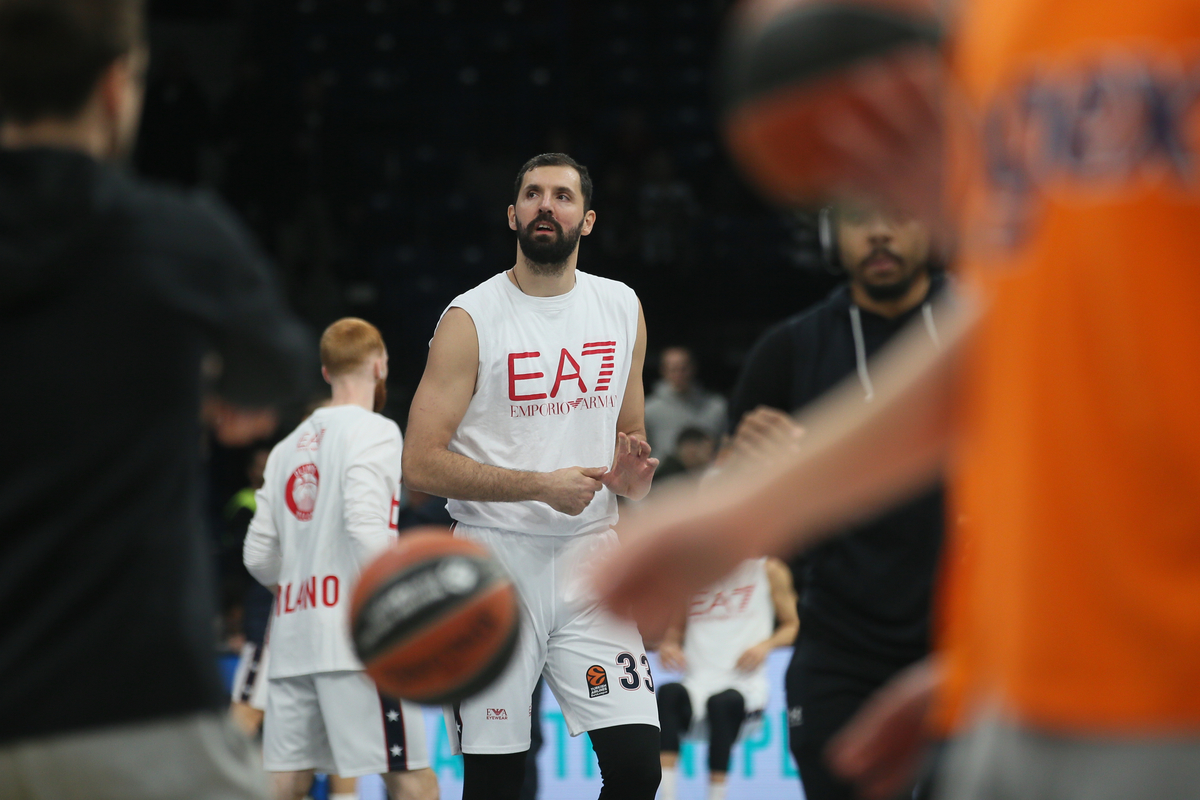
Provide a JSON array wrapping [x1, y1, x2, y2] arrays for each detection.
[[350, 527, 520, 705], [718, 0, 942, 205]]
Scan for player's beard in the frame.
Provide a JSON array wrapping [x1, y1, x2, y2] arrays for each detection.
[[517, 212, 584, 274], [373, 378, 387, 413]]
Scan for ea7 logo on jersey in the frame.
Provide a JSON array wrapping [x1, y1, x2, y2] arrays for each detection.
[[508, 342, 620, 417], [486, 708, 508, 720], [508, 341, 617, 401], [285, 463, 319, 521], [688, 584, 756, 619]]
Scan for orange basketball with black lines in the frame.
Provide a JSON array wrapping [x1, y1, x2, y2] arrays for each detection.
[[350, 527, 520, 705]]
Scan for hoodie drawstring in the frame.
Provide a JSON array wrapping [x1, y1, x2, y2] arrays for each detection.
[[850, 302, 941, 402]]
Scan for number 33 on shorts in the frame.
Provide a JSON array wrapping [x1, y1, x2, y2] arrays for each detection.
[[586, 653, 654, 697], [616, 652, 654, 692]]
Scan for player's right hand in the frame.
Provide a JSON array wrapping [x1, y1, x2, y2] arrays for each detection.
[[539, 466, 607, 516]]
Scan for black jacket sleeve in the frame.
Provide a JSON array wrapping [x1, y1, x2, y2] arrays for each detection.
[[140, 190, 316, 407], [728, 320, 796, 433]]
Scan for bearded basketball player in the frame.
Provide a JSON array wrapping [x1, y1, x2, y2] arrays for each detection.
[[403, 153, 662, 800]]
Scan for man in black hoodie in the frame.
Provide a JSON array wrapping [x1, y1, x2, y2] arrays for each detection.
[[725, 204, 946, 800], [0, 1, 312, 797]]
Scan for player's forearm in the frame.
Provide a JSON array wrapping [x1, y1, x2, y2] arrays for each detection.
[[404, 445, 549, 503], [344, 515, 393, 567], [243, 528, 281, 587], [763, 620, 799, 650]]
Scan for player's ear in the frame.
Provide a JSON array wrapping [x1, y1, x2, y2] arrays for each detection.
[[507, 205, 518, 231], [321, 366, 331, 385], [581, 208, 596, 236]]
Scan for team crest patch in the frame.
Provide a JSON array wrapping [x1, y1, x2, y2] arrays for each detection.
[[586, 665, 609, 698], [285, 463, 319, 521]]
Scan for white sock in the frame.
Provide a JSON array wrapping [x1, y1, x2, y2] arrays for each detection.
[[660, 766, 678, 800], [330, 794, 357, 800], [708, 782, 728, 800]]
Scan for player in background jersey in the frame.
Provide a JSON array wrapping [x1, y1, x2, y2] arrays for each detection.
[[656, 557, 798, 800], [404, 152, 661, 800], [596, 2, 1200, 799], [244, 319, 438, 800]]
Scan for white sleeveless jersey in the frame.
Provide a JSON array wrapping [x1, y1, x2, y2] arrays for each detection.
[[683, 558, 774, 717], [243, 405, 402, 678], [442, 270, 639, 536]]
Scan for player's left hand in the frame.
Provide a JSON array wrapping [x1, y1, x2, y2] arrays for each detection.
[[735, 642, 771, 673], [602, 432, 659, 501]]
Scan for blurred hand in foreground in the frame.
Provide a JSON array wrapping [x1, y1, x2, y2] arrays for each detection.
[[594, 480, 769, 641], [827, 656, 940, 800], [724, 406, 805, 468], [658, 640, 688, 674]]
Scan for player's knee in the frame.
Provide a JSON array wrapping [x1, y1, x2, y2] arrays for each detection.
[[462, 752, 526, 800], [656, 682, 689, 717], [706, 689, 745, 724], [609, 742, 662, 796]]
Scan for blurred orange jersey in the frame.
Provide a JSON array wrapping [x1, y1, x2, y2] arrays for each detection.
[[939, 0, 1200, 731]]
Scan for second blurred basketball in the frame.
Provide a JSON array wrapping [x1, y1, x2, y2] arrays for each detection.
[[719, 0, 942, 205], [350, 527, 519, 705]]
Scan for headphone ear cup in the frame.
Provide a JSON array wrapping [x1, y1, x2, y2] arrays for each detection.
[[817, 207, 842, 274]]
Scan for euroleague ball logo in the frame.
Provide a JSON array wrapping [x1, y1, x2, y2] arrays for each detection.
[[286, 463, 320, 521]]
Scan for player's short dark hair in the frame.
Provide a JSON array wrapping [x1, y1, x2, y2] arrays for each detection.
[[513, 152, 593, 211], [676, 427, 714, 448], [0, 0, 145, 123]]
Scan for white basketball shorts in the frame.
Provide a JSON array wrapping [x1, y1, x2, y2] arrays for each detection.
[[445, 524, 660, 755], [263, 670, 429, 778], [230, 641, 270, 711]]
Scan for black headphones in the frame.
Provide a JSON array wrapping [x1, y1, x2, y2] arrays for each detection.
[[817, 206, 841, 274]]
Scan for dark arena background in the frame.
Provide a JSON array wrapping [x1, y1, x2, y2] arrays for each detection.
[[145, 1, 833, 797]]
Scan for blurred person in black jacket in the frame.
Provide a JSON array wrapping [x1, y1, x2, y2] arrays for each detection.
[[0, 0, 313, 797], [725, 204, 947, 800]]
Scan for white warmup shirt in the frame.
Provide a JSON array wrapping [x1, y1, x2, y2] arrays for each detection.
[[243, 405, 402, 679], [683, 558, 774, 719], [442, 270, 639, 537]]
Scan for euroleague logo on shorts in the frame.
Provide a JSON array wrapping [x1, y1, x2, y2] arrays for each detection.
[[586, 665, 609, 698], [285, 463, 319, 521]]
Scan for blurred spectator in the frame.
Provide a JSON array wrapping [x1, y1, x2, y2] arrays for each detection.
[[653, 427, 717, 485], [644, 346, 727, 457]]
